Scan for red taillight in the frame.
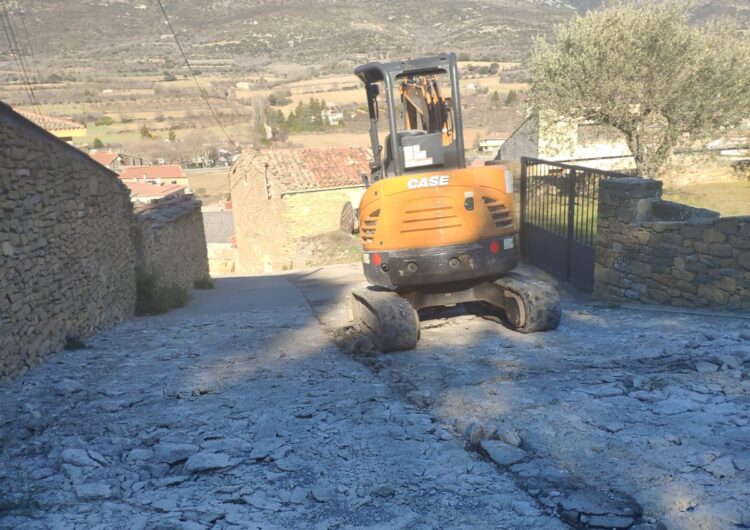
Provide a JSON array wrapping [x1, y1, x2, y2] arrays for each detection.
[[489, 240, 501, 254], [372, 253, 382, 266]]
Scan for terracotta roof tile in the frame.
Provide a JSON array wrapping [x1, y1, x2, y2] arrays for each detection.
[[119, 165, 185, 180], [14, 108, 85, 131], [125, 181, 185, 199], [244, 146, 370, 194], [89, 151, 119, 166]]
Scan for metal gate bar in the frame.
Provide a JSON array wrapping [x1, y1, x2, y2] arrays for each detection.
[[520, 157, 631, 291]]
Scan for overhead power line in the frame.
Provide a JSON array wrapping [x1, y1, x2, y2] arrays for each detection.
[[0, 1, 40, 112], [15, 2, 44, 88], [153, 0, 235, 146]]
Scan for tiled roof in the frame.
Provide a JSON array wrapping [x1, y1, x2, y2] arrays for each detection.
[[89, 151, 119, 166], [242, 146, 370, 194], [202, 211, 235, 243], [483, 131, 510, 139], [119, 165, 185, 180], [125, 181, 185, 199], [14, 108, 85, 131]]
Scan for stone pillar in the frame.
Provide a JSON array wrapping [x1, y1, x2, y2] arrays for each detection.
[[594, 178, 662, 300]]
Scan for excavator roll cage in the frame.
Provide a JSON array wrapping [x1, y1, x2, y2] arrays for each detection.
[[354, 52, 466, 181]]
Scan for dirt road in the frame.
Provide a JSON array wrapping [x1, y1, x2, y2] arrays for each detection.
[[292, 264, 750, 530], [1, 275, 564, 530]]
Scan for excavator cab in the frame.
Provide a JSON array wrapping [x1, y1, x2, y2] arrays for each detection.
[[346, 53, 561, 352], [355, 54, 465, 179]]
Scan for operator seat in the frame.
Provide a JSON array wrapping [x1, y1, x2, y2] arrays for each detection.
[[383, 130, 426, 176]]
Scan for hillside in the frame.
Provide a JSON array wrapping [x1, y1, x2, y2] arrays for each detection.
[[15, 0, 568, 67], [4, 1, 747, 78]]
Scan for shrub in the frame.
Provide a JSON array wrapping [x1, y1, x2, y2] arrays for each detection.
[[135, 271, 190, 315], [193, 277, 215, 290], [64, 335, 86, 350], [95, 115, 115, 126]]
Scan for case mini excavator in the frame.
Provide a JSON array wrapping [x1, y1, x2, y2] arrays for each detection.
[[347, 52, 560, 352]]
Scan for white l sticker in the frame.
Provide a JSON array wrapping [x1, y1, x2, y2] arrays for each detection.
[[503, 237, 514, 250]]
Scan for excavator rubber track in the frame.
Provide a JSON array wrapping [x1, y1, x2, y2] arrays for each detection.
[[492, 273, 561, 333], [350, 288, 420, 352]]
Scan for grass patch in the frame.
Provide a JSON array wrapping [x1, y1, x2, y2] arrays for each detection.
[[135, 271, 190, 315], [193, 277, 215, 289], [64, 335, 86, 350], [662, 181, 750, 217]]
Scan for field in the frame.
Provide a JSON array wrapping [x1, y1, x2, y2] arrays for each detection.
[[663, 180, 750, 217], [188, 169, 232, 203]]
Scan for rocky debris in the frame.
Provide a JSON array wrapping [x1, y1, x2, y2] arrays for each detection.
[[489, 424, 523, 447], [694, 361, 719, 373], [60, 448, 102, 468], [480, 440, 527, 466], [184, 452, 232, 473], [0, 299, 564, 529], [704, 456, 736, 478], [586, 514, 634, 528], [558, 488, 642, 524], [371, 485, 396, 498], [248, 439, 285, 461], [74, 482, 112, 500], [466, 422, 485, 445], [243, 491, 282, 512], [311, 486, 336, 502], [127, 448, 154, 461], [154, 442, 199, 464]]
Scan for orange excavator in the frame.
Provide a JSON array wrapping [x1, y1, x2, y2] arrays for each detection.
[[344, 52, 560, 351]]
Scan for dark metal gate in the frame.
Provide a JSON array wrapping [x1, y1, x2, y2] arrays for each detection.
[[519, 157, 629, 292]]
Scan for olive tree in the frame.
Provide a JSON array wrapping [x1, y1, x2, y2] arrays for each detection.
[[528, 1, 750, 178]]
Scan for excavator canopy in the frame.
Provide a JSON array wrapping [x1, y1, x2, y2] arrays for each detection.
[[355, 52, 466, 180]]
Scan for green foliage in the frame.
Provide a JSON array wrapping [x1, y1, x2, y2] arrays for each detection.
[[135, 271, 190, 315], [163, 71, 177, 81], [168, 129, 177, 142], [93, 137, 104, 149], [489, 62, 500, 75], [285, 97, 329, 133], [139, 123, 152, 139], [64, 335, 86, 350], [95, 115, 115, 126], [491, 90, 500, 107], [268, 88, 292, 106], [529, 1, 750, 179], [504, 89, 518, 107], [193, 277, 215, 289]]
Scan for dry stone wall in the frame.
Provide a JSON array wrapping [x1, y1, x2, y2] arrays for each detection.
[[0, 104, 136, 378], [134, 195, 210, 291], [594, 178, 750, 309]]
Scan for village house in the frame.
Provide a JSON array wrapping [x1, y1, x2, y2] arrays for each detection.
[[230, 146, 370, 273], [499, 113, 634, 171], [478, 132, 510, 156], [124, 181, 186, 204], [322, 103, 344, 126], [88, 151, 146, 171], [119, 164, 189, 186], [202, 210, 237, 275], [14, 108, 86, 143]]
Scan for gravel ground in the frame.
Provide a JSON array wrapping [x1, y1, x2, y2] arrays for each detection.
[[292, 264, 750, 530], [0, 275, 565, 530]]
